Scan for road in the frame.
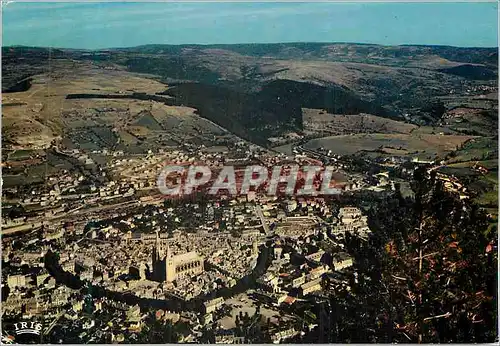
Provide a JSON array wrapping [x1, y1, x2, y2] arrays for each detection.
[[2, 199, 140, 236], [254, 205, 270, 234], [43, 311, 64, 336]]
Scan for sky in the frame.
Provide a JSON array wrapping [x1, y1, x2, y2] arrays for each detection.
[[2, 2, 498, 49]]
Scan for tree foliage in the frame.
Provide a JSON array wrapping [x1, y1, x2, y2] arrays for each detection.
[[314, 167, 497, 343]]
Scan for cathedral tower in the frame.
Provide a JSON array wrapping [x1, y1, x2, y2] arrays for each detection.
[[152, 230, 164, 262], [165, 244, 175, 283]]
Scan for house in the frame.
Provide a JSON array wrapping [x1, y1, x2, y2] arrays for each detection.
[[204, 297, 225, 314], [305, 250, 325, 263], [126, 305, 142, 323], [333, 253, 353, 271], [271, 328, 298, 343], [301, 278, 322, 296], [7, 275, 26, 289]]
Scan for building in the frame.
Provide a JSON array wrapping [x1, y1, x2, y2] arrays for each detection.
[[215, 330, 239, 344], [24, 297, 41, 315], [204, 297, 225, 314], [305, 250, 325, 263], [201, 313, 213, 325], [126, 305, 142, 323], [271, 328, 298, 343], [35, 271, 50, 286], [338, 207, 362, 223], [257, 272, 280, 293], [7, 275, 26, 289], [301, 278, 322, 296], [292, 274, 306, 288], [308, 265, 329, 280], [152, 231, 204, 283], [333, 253, 353, 271]]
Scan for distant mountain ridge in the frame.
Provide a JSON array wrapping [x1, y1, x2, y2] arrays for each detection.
[[2, 42, 498, 145], [116, 42, 498, 67]]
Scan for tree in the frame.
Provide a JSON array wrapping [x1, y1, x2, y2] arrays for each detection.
[[380, 168, 497, 342], [316, 167, 497, 344], [137, 319, 178, 343]]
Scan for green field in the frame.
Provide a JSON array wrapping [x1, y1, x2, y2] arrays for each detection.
[[446, 137, 497, 164], [304, 133, 474, 159]]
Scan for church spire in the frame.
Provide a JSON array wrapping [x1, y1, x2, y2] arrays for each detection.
[[153, 230, 164, 260]]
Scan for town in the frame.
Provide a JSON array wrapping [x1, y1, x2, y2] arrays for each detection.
[[2, 2, 498, 342], [2, 132, 484, 343]]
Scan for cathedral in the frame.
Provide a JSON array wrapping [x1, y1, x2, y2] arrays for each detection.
[[151, 231, 204, 283]]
